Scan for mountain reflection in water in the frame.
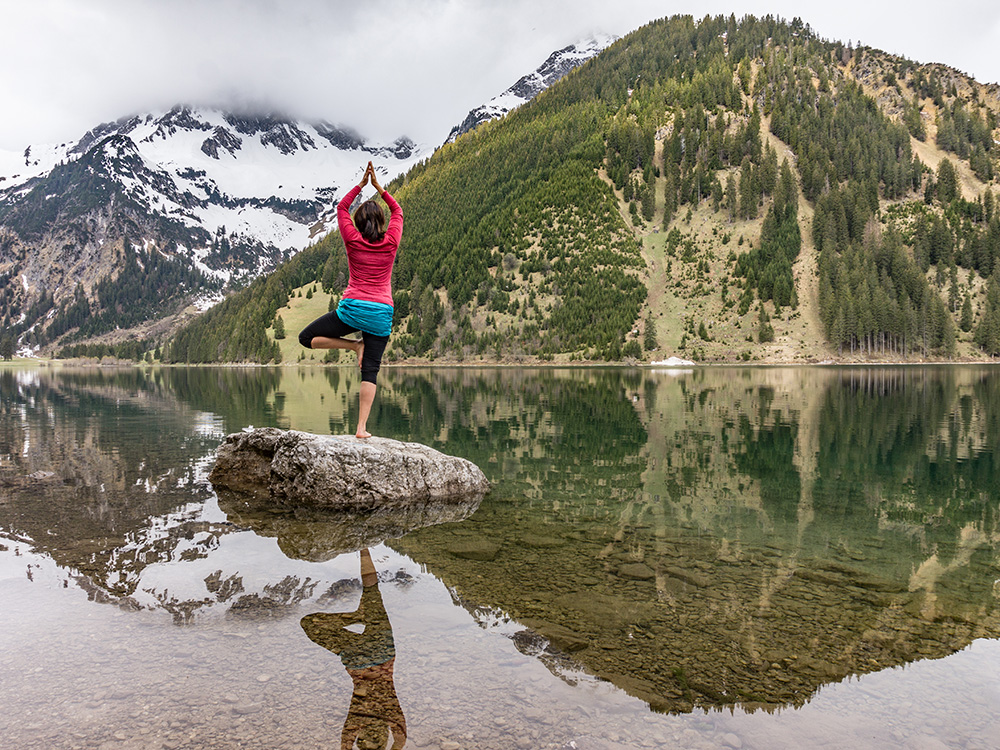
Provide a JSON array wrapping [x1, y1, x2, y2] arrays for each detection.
[[389, 367, 1000, 713], [1, 365, 999, 728]]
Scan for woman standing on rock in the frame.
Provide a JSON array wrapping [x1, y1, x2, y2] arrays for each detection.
[[299, 162, 403, 438]]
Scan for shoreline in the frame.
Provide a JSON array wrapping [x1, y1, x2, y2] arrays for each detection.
[[4, 356, 999, 370]]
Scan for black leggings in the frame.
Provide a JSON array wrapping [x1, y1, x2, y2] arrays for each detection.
[[298, 311, 389, 385]]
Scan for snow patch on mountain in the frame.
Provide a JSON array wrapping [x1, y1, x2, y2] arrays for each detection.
[[0, 106, 428, 258], [446, 34, 616, 144], [0, 141, 75, 189]]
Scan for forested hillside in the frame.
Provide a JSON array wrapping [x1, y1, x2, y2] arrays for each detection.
[[152, 13, 1000, 365]]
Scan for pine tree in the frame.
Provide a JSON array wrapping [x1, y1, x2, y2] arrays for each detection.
[[903, 97, 926, 140], [641, 183, 655, 221], [961, 293, 974, 332], [937, 159, 958, 204], [924, 177, 937, 205], [759, 144, 778, 196], [273, 315, 286, 340], [711, 178, 723, 212], [832, 306, 847, 354], [725, 174, 737, 224], [643, 314, 657, 351], [974, 275, 1000, 355], [941, 309, 956, 354], [0, 333, 14, 360], [739, 156, 758, 219], [757, 304, 775, 343]]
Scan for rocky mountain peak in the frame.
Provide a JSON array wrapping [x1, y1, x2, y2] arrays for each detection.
[[147, 106, 213, 140], [88, 132, 143, 170]]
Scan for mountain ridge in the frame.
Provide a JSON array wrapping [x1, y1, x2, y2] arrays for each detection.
[[0, 104, 429, 353]]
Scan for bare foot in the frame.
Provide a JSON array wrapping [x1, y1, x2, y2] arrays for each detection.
[[355, 339, 364, 369], [355, 429, 372, 439]]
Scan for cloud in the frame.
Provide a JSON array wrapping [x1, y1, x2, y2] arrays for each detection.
[[1, 0, 998, 151], [1, 0, 627, 148]]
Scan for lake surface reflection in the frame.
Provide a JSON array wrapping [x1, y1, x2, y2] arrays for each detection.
[[2, 365, 999, 749]]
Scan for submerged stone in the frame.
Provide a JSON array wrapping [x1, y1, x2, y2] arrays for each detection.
[[663, 566, 709, 588], [618, 562, 656, 581], [448, 540, 500, 561], [209, 427, 490, 508], [529, 622, 590, 653], [521, 533, 566, 548]]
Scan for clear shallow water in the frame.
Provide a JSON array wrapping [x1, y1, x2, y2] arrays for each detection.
[[1, 365, 999, 750]]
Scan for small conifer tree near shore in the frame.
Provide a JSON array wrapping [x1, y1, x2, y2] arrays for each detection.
[[960, 293, 974, 332], [643, 315, 657, 352], [0, 333, 15, 360], [758, 304, 775, 343]]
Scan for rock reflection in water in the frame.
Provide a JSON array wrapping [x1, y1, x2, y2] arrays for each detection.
[[217, 489, 482, 562], [301, 548, 407, 750]]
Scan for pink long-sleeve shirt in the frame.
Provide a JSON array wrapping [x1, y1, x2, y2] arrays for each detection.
[[337, 183, 404, 307]]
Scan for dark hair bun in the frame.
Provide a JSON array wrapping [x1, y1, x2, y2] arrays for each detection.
[[356, 201, 386, 243]]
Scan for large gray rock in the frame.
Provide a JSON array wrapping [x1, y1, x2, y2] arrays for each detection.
[[209, 428, 490, 508]]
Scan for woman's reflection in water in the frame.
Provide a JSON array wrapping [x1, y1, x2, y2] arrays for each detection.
[[301, 548, 406, 750]]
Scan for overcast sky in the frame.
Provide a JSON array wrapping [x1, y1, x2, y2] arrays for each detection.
[[1, 0, 998, 151]]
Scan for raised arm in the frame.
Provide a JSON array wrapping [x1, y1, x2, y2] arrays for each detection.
[[336, 182, 364, 242]]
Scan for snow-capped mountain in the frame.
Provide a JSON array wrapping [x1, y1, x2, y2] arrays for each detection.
[[1, 106, 423, 285], [0, 106, 426, 349], [446, 35, 616, 144]]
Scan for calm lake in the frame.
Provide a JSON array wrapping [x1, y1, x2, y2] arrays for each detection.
[[1, 365, 999, 750]]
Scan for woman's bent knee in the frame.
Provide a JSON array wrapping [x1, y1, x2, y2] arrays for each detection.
[[299, 311, 351, 349]]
